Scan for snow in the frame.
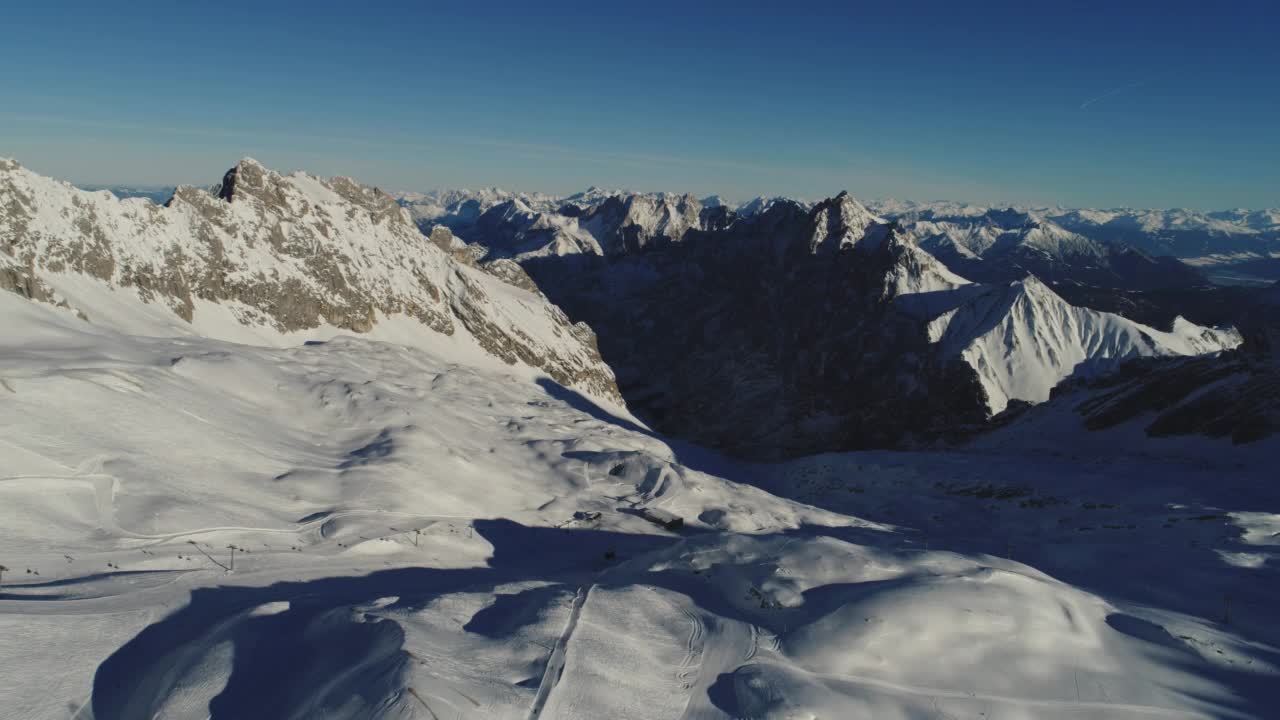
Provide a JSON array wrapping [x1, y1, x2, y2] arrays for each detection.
[[806, 192, 892, 254], [928, 276, 1242, 413], [1, 289, 1277, 719], [884, 241, 973, 298]]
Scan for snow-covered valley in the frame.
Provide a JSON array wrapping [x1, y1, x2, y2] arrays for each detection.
[[1, 289, 1277, 719]]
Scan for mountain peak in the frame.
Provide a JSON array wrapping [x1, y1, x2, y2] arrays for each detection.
[[805, 191, 890, 254], [214, 157, 277, 202], [1013, 274, 1051, 292]]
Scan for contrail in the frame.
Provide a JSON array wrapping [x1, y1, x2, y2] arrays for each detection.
[[1079, 79, 1146, 110]]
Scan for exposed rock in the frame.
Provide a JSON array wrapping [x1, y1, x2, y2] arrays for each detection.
[[1058, 284, 1280, 444]]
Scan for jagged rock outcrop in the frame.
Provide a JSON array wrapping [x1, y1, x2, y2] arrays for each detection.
[[0, 158, 621, 404], [401, 187, 724, 261]]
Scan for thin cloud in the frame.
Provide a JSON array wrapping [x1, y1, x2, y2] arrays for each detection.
[[1079, 78, 1147, 110]]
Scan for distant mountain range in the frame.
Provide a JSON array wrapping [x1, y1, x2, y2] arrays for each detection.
[[77, 184, 177, 205], [877, 200, 1280, 287], [399, 187, 1280, 286], [84, 182, 1280, 286]]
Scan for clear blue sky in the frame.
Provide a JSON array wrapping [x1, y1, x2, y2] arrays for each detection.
[[3, 1, 1277, 208]]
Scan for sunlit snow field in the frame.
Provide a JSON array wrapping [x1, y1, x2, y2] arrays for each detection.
[[0, 290, 1276, 720]]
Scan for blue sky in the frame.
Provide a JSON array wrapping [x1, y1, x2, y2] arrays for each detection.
[[2, 1, 1277, 208]]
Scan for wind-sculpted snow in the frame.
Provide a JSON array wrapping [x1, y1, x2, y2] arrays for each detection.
[[0, 292, 1276, 719], [0, 158, 621, 404]]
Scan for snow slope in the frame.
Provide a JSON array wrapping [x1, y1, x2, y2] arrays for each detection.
[[0, 291, 1276, 719]]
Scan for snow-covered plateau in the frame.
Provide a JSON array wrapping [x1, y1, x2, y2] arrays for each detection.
[[1, 160, 1277, 720]]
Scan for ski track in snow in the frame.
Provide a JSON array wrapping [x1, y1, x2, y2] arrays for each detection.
[[528, 584, 592, 720], [809, 667, 1208, 719]]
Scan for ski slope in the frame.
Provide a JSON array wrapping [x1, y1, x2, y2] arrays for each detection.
[[0, 291, 1277, 719]]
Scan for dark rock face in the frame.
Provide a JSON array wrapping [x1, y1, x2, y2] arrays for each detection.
[[1049, 282, 1268, 332], [1051, 284, 1280, 444], [1062, 352, 1278, 444], [518, 202, 990, 458], [936, 242, 1207, 292]]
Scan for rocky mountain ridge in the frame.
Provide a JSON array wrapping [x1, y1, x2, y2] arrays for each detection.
[[402, 188, 1225, 292], [0, 158, 621, 404]]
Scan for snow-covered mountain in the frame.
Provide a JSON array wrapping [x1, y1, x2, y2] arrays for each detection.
[[927, 276, 1242, 413], [977, 280, 1280, 446], [886, 207, 1209, 290], [0, 158, 620, 404], [396, 187, 565, 234], [871, 200, 1280, 246], [408, 189, 1280, 277], [441, 189, 1241, 455], [1047, 206, 1280, 246], [1045, 207, 1280, 285]]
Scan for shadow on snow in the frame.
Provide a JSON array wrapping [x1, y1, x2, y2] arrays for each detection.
[[83, 515, 1278, 720]]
